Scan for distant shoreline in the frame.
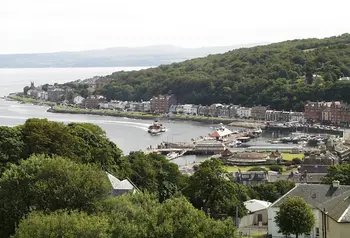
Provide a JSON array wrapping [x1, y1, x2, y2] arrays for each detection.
[[6, 95, 263, 127]]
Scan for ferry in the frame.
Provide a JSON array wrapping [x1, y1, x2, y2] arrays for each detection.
[[148, 120, 166, 134]]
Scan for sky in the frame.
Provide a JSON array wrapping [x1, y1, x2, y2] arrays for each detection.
[[1, 0, 350, 54]]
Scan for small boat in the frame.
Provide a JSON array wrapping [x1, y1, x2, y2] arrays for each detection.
[[149, 128, 162, 135], [166, 152, 179, 160]]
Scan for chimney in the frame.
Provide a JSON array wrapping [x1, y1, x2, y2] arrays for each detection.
[[332, 180, 340, 188]]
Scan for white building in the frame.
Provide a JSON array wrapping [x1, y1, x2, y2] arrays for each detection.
[[237, 107, 251, 118], [290, 112, 305, 123], [268, 182, 350, 238], [73, 96, 85, 105], [183, 104, 193, 115], [176, 104, 184, 113], [240, 199, 271, 228], [142, 101, 151, 112]]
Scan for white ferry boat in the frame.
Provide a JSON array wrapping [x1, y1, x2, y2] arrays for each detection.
[[148, 120, 166, 135]]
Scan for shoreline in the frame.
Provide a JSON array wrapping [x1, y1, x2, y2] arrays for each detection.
[[48, 106, 259, 126]]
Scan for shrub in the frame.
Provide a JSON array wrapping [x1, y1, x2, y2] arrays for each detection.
[[269, 165, 283, 172], [248, 167, 267, 172], [292, 158, 302, 165]]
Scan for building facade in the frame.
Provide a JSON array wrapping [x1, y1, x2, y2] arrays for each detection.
[[150, 94, 177, 113], [251, 106, 268, 120]]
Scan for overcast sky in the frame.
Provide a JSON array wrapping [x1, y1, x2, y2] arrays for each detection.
[[1, 0, 350, 54]]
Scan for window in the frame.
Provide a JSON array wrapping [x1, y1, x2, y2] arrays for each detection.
[[315, 227, 320, 237]]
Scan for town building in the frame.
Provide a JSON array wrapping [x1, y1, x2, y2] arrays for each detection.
[[290, 111, 305, 122], [84, 95, 101, 109], [209, 104, 222, 117], [265, 110, 282, 121], [317, 189, 350, 238], [251, 106, 268, 120], [150, 94, 177, 113], [239, 199, 271, 228], [234, 171, 267, 185], [47, 88, 65, 101], [236, 107, 251, 118], [175, 104, 184, 114], [193, 140, 226, 154], [183, 104, 193, 115], [198, 105, 209, 116], [209, 125, 234, 140], [268, 183, 350, 238], [169, 105, 177, 114], [229, 105, 239, 118], [141, 101, 151, 112], [217, 104, 230, 118]]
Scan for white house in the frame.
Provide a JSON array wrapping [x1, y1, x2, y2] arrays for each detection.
[[183, 104, 193, 115], [268, 182, 350, 238], [38, 91, 48, 100], [237, 107, 251, 118], [142, 101, 151, 112], [73, 96, 85, 105], [176, 104, 184, 113], [240, 199, 271, 228]]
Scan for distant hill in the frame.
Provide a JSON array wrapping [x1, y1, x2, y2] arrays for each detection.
[[0, 43, 265, 68], [97, 33, 350, 111]]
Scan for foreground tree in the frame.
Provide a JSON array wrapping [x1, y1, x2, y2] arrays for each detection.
[[275, 196, 315, 238], [0, 126, 24, 174], [126, 152, 186, 201], [322, 164, 350, 185], [96, 192, 237, 238], [0, 155, 111, 237], [12, 211, 109, 238]]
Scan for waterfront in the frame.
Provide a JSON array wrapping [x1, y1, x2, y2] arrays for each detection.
[[0, 99, 220, 155]]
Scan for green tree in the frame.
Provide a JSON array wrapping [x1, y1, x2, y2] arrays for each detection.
[[251, 184, 279, 202], [0, 155, 111, 237], [0, 126, 24, 174], [275, 196, 315, 238], [274, 180, 295, 197], [126, 152, 186, 201], [97, 192, 237, 238], [322, 164, 350, 185], [12, 211, 109, 238], [184, 159, 247, 218]]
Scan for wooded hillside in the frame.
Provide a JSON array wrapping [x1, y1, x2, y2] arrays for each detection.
[[100, 33, 350, 111]]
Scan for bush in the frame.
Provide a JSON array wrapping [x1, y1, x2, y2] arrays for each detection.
[[269, 165, 283, 172], [248, 167, 267, 172]]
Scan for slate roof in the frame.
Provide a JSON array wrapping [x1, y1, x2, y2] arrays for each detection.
[[271, 184, 350, 208], [317, 191, 350, 223], [244, 199, 272, 213]]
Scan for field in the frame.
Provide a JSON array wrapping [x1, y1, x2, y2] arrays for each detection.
[[281, 153, 304, 161]]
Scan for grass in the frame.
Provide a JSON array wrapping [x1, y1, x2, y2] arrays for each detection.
[[225, 164, 295, 174], [240, 232, 267, 237], [281, 153, 304, 161], [9, 95, 55, 106]]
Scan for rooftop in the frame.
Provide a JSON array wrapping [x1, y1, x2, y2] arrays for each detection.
[[318, 191, 350, 223], [271, 184, 350, 208], [244, 199, 272, 213]]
